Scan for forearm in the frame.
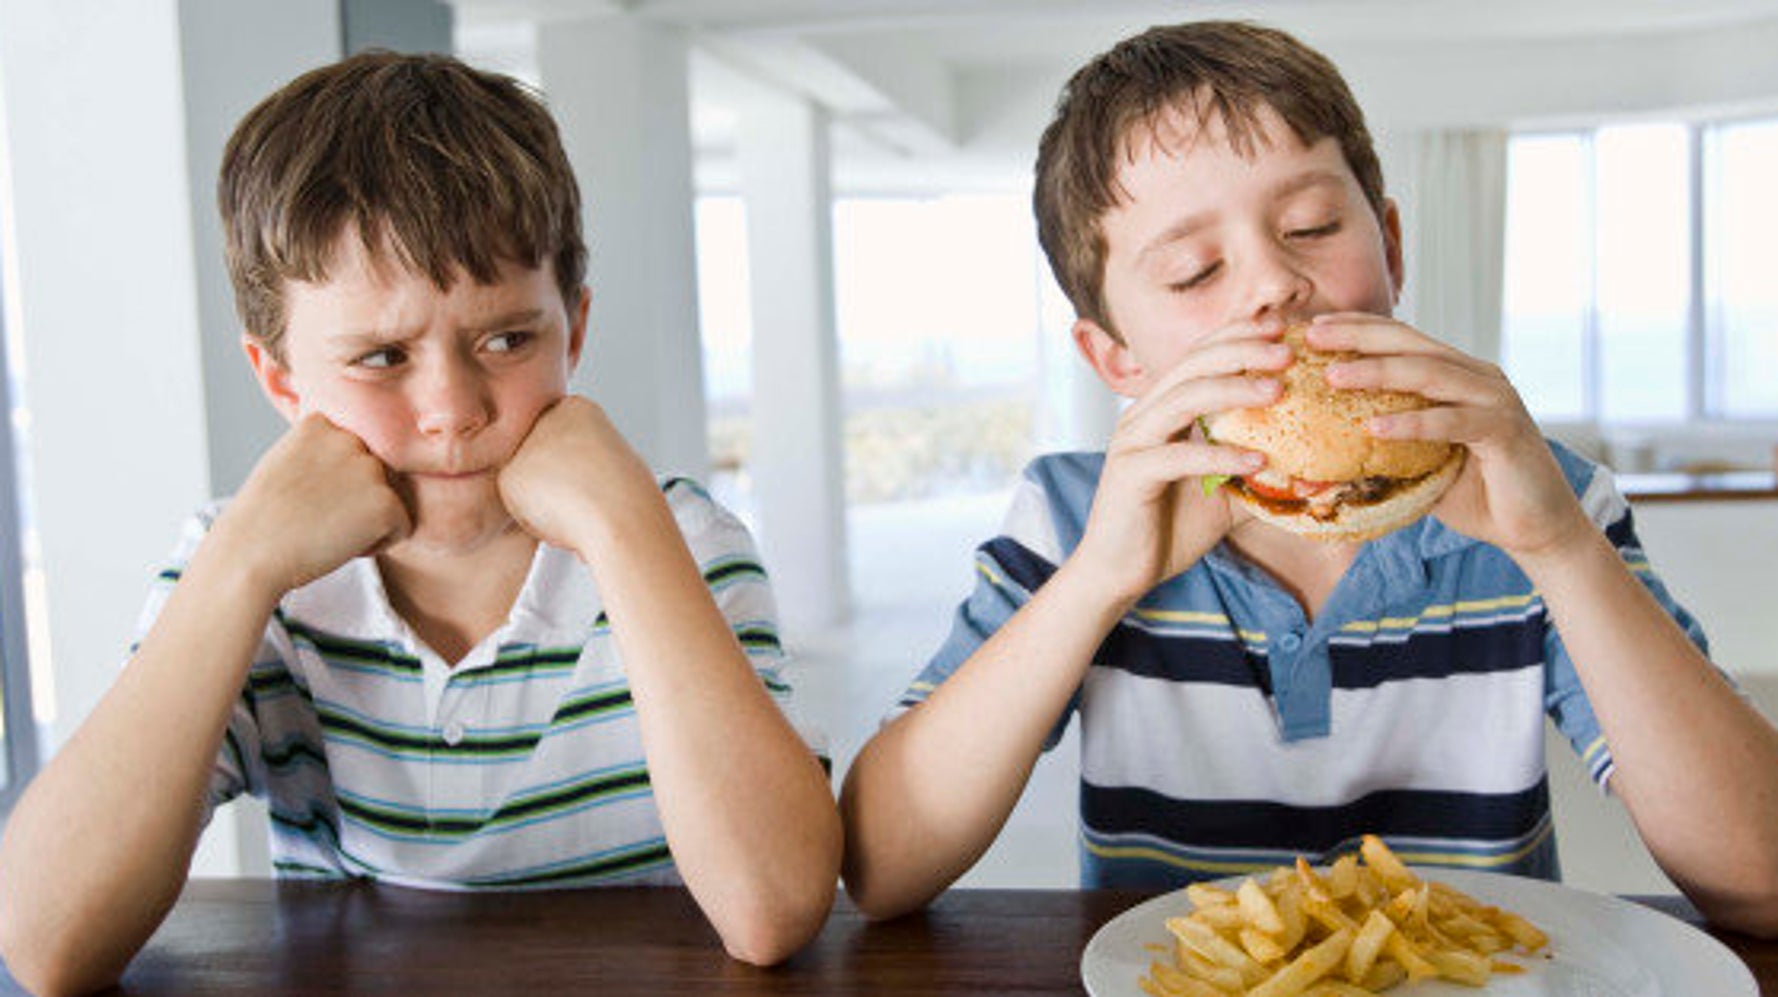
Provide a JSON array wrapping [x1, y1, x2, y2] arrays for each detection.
[[1521, 531, 1778, 934], [0, 540, 278, 995], [839, 558, 1129, 920], [577, 501, 839, 965]]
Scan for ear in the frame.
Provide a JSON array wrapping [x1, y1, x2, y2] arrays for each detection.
[[1381, 197, 1405, 303], [566, 285, 590, 373], [1072, 317, 1147, 398], [242, 335, 302, 422]]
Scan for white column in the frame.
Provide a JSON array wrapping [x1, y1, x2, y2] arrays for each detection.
[[534, 16, 710, 481], [179, 0, 342, 495], [734, 87, 850, 631]]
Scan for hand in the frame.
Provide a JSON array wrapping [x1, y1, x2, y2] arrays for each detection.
[[1307, 313, 1594, 558], [497, 395, 662, 557], [214, 413, 411, 599], [1071, 318, 1293, 606]]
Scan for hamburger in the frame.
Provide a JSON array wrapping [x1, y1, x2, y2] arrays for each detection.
[[1202, 323, 1464, 542]]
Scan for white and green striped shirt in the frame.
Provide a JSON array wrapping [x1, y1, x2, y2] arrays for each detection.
[[136, 477, 820, 889]]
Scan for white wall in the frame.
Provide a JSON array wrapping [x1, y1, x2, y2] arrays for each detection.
[[0, 0, 212, 755]]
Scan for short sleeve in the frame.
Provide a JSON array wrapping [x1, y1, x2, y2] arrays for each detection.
[[661, 478, 828, 769], [130, 504, 272, 824], [885, 470, 1079, 751], [1542, 452, 1715, 794]]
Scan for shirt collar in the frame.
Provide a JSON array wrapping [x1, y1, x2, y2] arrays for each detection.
[[1202, 514, 1482, 609], [279, 541, 601, 651]]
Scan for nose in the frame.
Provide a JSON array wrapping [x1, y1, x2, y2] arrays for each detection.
[[412, 353, 491, 439], [1241, 240, 1313, 323]]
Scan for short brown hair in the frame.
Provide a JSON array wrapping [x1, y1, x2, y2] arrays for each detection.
[[1033, 21, 1385, 334], [220, 51, 586, 357]]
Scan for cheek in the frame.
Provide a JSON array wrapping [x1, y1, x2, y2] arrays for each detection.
[[504, 370, 569, 425], [298, 387, 406, 460]]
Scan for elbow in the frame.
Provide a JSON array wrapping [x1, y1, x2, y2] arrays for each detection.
[[1709, 901, 1778, 941], [1687, 856, 1778, 939], [0, 867, 128, 997], [716, 827, 842, 967], [715, 877, 837, 967], [1712, 879, 1778, 940], [840, 871, 929, 924], [840, 841, 936, 923], [0, 923, 118, 997]]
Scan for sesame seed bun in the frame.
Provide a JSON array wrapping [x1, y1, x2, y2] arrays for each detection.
[[1203, 323, 1464, 542]]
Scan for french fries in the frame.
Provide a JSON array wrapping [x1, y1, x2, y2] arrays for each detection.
[[1139, 836, 1548, 996]]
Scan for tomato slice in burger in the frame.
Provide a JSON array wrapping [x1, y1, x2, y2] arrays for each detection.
[[1241, 478, 1299, 502], [1242, 478, 1340, 502]]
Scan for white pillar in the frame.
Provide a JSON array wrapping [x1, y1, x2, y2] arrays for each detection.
[[179, 0, 342, 496], [734, 87, 850, 631], [534, 17, 710, 481]]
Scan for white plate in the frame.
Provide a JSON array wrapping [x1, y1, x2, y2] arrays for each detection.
[[1081, 868, 1754, 996]]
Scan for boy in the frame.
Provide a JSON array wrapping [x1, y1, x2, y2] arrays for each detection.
[[0, 52, 840, 995], [839, 21, 1778, 936]]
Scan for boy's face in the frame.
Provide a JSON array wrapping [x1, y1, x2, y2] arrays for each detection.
[[249, 233, 588, 555], [1079, 101, 1403, 397]]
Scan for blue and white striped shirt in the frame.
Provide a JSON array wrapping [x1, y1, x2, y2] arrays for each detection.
[[893, 442, 1708, 888], [138, 477, 821, 889]]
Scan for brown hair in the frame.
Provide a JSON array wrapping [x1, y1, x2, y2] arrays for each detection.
[[220, 50, 586, 357], [1033, 21, 1385, 335]]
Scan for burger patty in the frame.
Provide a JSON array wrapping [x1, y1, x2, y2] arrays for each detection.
[[1233, 473, 1412, 522]]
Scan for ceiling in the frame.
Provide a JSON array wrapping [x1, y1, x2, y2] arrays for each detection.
[[452, 0, 1778, 192]]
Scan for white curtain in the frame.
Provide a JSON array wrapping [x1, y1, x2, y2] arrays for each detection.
[[1382, 129, 1509, 363]]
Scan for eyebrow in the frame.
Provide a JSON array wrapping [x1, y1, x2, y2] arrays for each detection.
[[328, 308, 549, 348], [1133, 168, 1352, 266], [468, 308, 547, 333]]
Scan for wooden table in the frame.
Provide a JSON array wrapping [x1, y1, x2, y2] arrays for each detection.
[[2, 883, 1774, 995]]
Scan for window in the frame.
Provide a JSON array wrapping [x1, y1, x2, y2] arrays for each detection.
[[1503, 117, 1778, 425], [697, 192, 1041, 507], [1706, 119, 1778, 417]]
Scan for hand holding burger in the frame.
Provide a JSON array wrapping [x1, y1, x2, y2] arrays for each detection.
[[1202, 322, 1464, 542]]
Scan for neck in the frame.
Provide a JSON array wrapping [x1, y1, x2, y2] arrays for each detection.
[[377, 527, 539, 665]]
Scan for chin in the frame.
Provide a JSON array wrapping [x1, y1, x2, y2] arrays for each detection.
[[403, 484, 519, 554]]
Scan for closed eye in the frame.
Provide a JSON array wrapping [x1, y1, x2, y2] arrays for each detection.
[[1287, 221, 1341, 239], [1169, 262, 1220, 293]]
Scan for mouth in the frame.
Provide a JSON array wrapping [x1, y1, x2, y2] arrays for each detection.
[[407, 469, 493, 483]]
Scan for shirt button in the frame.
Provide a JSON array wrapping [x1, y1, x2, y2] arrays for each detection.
[[1277, 632, 1303, 653], [442, 721, 465, 746]]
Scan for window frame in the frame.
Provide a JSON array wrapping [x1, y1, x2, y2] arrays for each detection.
[[0, 220, 41, 814]]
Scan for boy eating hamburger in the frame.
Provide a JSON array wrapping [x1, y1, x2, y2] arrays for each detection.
[[839, 20, 1778, 939]]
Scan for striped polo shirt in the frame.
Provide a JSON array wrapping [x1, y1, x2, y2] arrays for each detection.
[[137, 477, 822, 889], [893, 442, 1709, 888]]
